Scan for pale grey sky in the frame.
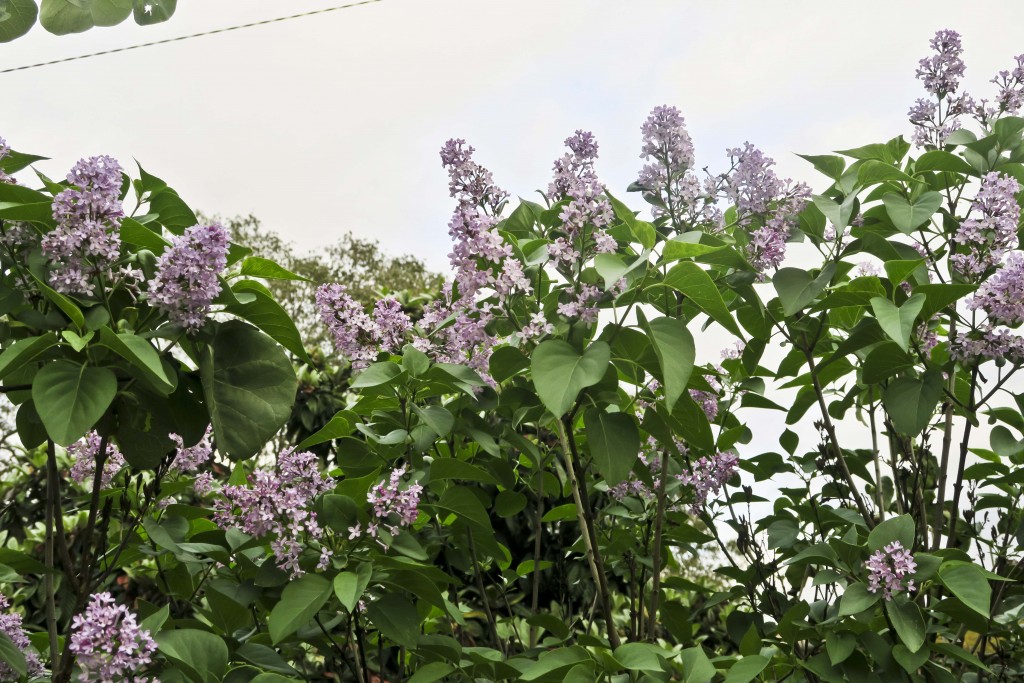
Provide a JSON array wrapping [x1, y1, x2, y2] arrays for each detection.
[[4, 0, 1024, 274]]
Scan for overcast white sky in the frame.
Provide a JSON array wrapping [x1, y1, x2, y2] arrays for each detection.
[[4, 0, 1024, 274]]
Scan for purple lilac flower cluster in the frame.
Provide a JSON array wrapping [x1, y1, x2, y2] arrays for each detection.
[[635, 105, 712, 225], [316, 284, 412, 369], [723, 143, 810, 272], [68, 592, 158, 683], [351, 464, 423, 542], [676, 451, 739, 514], [950, 172, 1021, 279], [0, 136, 14, 184], [41, 156, 129, 295], [970, 252, 1024, 325], [548, 131, 615, 254], [439, 139, 526, 303], [68, 432, 126, 490], [169, 426, 213, 473], [950, 327, 1024, 366], [212, 449, 333, 577], [865, 541, 917, 600], [993, 54, 1024, 115], [0, 593, 43, 680], [148, 223, 229, 331], [916, 29, 966, 98]]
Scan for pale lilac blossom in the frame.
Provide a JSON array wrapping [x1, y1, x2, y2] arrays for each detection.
[[950, 172, 1021, 279], [866, 541, 917, 600], [68, 592, 157, 683], [677, 451, 739, 514], [148, 223, 229, 331], [211, 449, 334, 577], [970, 251, 1024, 325], [0, 593, 43, 680], [364, 465, 422, 540], [170, 426, 213, 473], [915, 29, 966, 98], [68, 432, 126, 490]]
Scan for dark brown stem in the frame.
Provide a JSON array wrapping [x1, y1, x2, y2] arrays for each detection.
[[528, 454, 546, 648], [947, 367, 978, 549], [44, 441, 60, 671], [467, 528, 504, 656]]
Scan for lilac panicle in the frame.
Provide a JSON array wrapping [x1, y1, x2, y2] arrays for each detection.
[[0, 593, 43, 680], [148, 223, 230, 331], [316, 284, 412, 369], [440, 138, 509, 214], [68, 592, 157, 683], [170, 426, 213, 473], [866, 541, 917, 600], [548, 130, 600, 199], [356, 465, 423, 541], [950, 326, 1024, 366], [915, 29, 966, 98], [68, 432, 126, 490], [950, 172, 1021, 279], [724, 143, 810, 272], [636, 105, 703, 220], [970, 251, 1024, 325], [677, 451, 739, 514], [42, 155, 127, 295], [211, 448, 333, 578]]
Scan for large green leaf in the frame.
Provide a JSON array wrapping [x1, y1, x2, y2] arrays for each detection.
[[296, 412, 352, 450], [680, 646, 716, 683], [0, 333, 57, 381], [200, 321, 297, 460], [133, 0, 174, 24], [39, 0, 90, 34], [333, 562, 372, 613], [724, 655, 771, 683], [585, 409, 640, 486], [531, 340, 610, 417], [938, 562, 993, 616], [31, 273, 84, 330], [839, 583, 879, 616], [365, 593, 420, 650], [915, 150, 974, 174], [870, 294, 925, 352], [858, 160, 921, 186], [31, 360, 117, 446], [915, 283, 976, 320], [639, 314, 695, 412], [115, 380, 209, 469], [883, 370, 943, 435], [882, 192, 942, 234], [239, 256, 311, 281], [887, 598, 925, 653], [155, 629, 228, 683], [773, 263, 836, 317], [90, 0, 131, 25], [0, 0, 38, 42], [868, 514, 915, 552], [268, 574, 333, 644], [99, 327, 176, 394], [661, 261, 741, 336], [224, 279, 310, 364]]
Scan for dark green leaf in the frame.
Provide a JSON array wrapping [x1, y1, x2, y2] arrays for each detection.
[[239, 256, 311, 282], [773, 263, 836, 316], [886, 598, 926, 653], [882, 192, 942, 234], [531, 340, 610, 417], [839, 583, 879, 616], [295, 412, 352, 450], [798, 154, 845, 180], [268, 574, 333, 644], [724, 655, 770, 683], [639, 314, 694, 412], [0, 333, 57, 381], [938, 562, 993, 617], [870, 294, 925, 352], [0, 0, 38, 42], [99, 327, 176, 394], [662, 261, 741, 336], [39, 0, 91, 34], [915, 150, 974, 174], [133, 0, 175, 24], [883, 370, 943, 435], [32, 360, 116, 446], [868, 514, 915, 552], [366, 593, 420, 650], [200, 321, 297, 459], [0, 631, 27, 679], [155, 629, 228, 683], [585, 410, 639, 485], [225, 279, 310, 363]]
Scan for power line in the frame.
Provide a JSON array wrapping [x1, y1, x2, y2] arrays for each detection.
[[1, 0, 382, 74]]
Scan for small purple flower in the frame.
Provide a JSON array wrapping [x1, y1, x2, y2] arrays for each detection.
[[636, 105, 705, 222], [677, 451, 739, 514], [950, 325, 1024, 366], [170, 426, 213, 473], [440, 138, 509, 213], [68, 432, 126, 490], [866, 541, 917, 600], [689, 388, 719, 422], [0, 593, 43, 680], [317, 285, 413, 368], [916, 29, 966, 98], [548, 130, 600, 199], [992, 54, 1024, 115], [951, 172, 1021, 279], [148, 223, 229, 331], [970, 251, 1024, 325], [69, 592, 158, 683]]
